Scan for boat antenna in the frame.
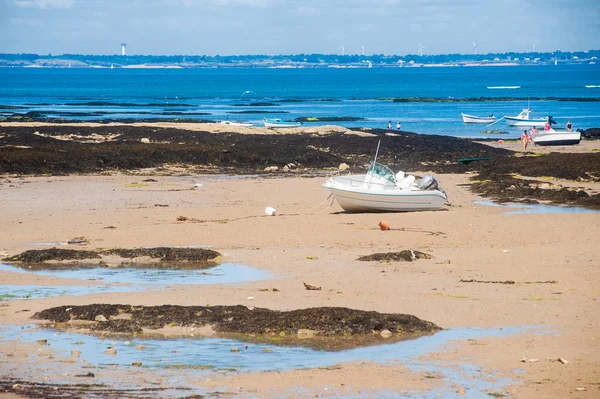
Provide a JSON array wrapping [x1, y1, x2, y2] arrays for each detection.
[[372, 139, 381, 165]]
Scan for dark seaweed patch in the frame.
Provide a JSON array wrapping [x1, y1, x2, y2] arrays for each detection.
[[357, 250, 433, 262], [32, 304, 442, 337]]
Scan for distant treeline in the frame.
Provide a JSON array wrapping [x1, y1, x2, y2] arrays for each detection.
[[0, 50, 599, 67]]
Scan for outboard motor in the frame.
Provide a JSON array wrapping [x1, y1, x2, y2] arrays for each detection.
[[417, 175, 439, 191]]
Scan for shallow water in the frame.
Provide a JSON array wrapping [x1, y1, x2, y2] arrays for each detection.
[[475, 200, 600, 214], [0, 262, 272, 300], [0, 324, 538, 398]]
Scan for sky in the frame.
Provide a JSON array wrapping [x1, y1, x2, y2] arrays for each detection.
[[1, 0, 599, 56]]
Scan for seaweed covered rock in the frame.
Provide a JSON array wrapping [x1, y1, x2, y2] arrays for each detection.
[[3, 248, 101, 263], [2, 247, 221, 264], [357, 250, 433, 262], [32, 304, 441, 337]]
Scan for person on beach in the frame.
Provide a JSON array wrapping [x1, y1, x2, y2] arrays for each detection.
[[396, 121, 401, 130], [388, 121, 392, 130], [566, 120, 572, 132], [544, 120, 551, 131], [521, 129, 531, 152], [530, 126, 538, 135]]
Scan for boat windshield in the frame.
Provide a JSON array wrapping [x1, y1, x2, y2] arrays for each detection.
[[367, 162, 396, 183]]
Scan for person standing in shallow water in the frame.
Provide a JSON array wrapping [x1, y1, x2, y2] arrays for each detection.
[[387, 121, 392, 130], [566, 120, 572, 132], [396, 121, 401, 130]]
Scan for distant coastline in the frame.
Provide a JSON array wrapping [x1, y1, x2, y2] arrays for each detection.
[[0, 50, 598, 69]]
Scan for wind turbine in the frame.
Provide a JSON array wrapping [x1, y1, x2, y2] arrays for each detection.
[[418, 44, 425, 56], [338, 45, 345, 56], [472, 41, 477, 55], [533, 43, 536, 52]]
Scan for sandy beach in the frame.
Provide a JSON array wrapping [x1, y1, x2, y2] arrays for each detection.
[[1, 123, 599, 398]]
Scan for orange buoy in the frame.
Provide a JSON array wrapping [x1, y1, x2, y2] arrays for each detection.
[[378, 221, 390, 231]]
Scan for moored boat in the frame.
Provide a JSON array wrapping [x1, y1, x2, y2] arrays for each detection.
[[219, 120, 254, 127], [461, 113, 497, 124], [323, 162, 447, 213], [504, 108, 549, 127], [263, 118, 301, 128]]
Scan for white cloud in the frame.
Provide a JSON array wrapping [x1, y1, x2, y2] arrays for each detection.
[[13, 0, 74, 9]]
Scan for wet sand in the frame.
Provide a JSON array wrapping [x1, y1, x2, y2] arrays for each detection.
[[0, 124, 599, 398]]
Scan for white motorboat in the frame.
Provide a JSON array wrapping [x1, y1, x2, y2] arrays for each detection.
[[323, 162, 447, 213], [219, 120, 253, 127], [461, 113, 497, 124], [530, 129, 581, 146], [263, 118, 301, 128], [504, 108, 549, 127]]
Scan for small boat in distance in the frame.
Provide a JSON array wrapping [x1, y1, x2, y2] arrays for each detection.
[[263, 118, 301, 128], [504, 108, 549, 127], [219, 120, 253, 127], [487, 86, 521, 89], [461, 113, 497, 124], [530, 129, 581, 146]]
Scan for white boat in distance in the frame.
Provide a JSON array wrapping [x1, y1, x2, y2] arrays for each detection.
[[264, 118, 301, 128], [531, 129, 581, 146], [461, 113, 497, 124], [323, 162, 447, 213], [219, 120, 253, 127], [504, 108, 549, 127], [487, 86, 521, 89]]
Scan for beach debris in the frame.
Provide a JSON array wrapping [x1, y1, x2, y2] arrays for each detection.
[[520, 357, 539, 362], [230, 347, 240, 352], [380, 329, 392, 338], [74, 372, 95, 378], [132, 361, 143, 367], [338, 163, 350, 170], [460, 279, 558, 285], [265, 206, 277, 216], [247, 296, 254, 300], [104, 348, 117, 355], [456, 387, 466, 395], [154, 204, 169, 207], [378, 221, 390, 231], [575, 388, 586, 391], [140, 138, 150, 143], [303, 282, 322, 291], [95, 315, 108, 322], [135, 345, 147, 350], [67, 236, 89, 245], [263, 166, 279, 172], [357, 250, 432, 262], [194, 183, 203, 188], [557, 357, 570, 364], [258, 288, 280, 292], [104, 225, 117, 229]]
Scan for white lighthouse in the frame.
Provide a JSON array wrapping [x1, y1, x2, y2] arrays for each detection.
[[121, 43, 127, 56]]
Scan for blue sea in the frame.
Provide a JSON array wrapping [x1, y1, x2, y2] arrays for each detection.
[[1, 65, 599, 138]]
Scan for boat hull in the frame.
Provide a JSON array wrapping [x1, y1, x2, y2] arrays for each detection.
[[220, 121, 253, 127], [531, 131, 581, 146], [461, 113, 497, 124], [264, 121, 301, 128], [323, 176, 447, 213], [504, 116, 548, 127]]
